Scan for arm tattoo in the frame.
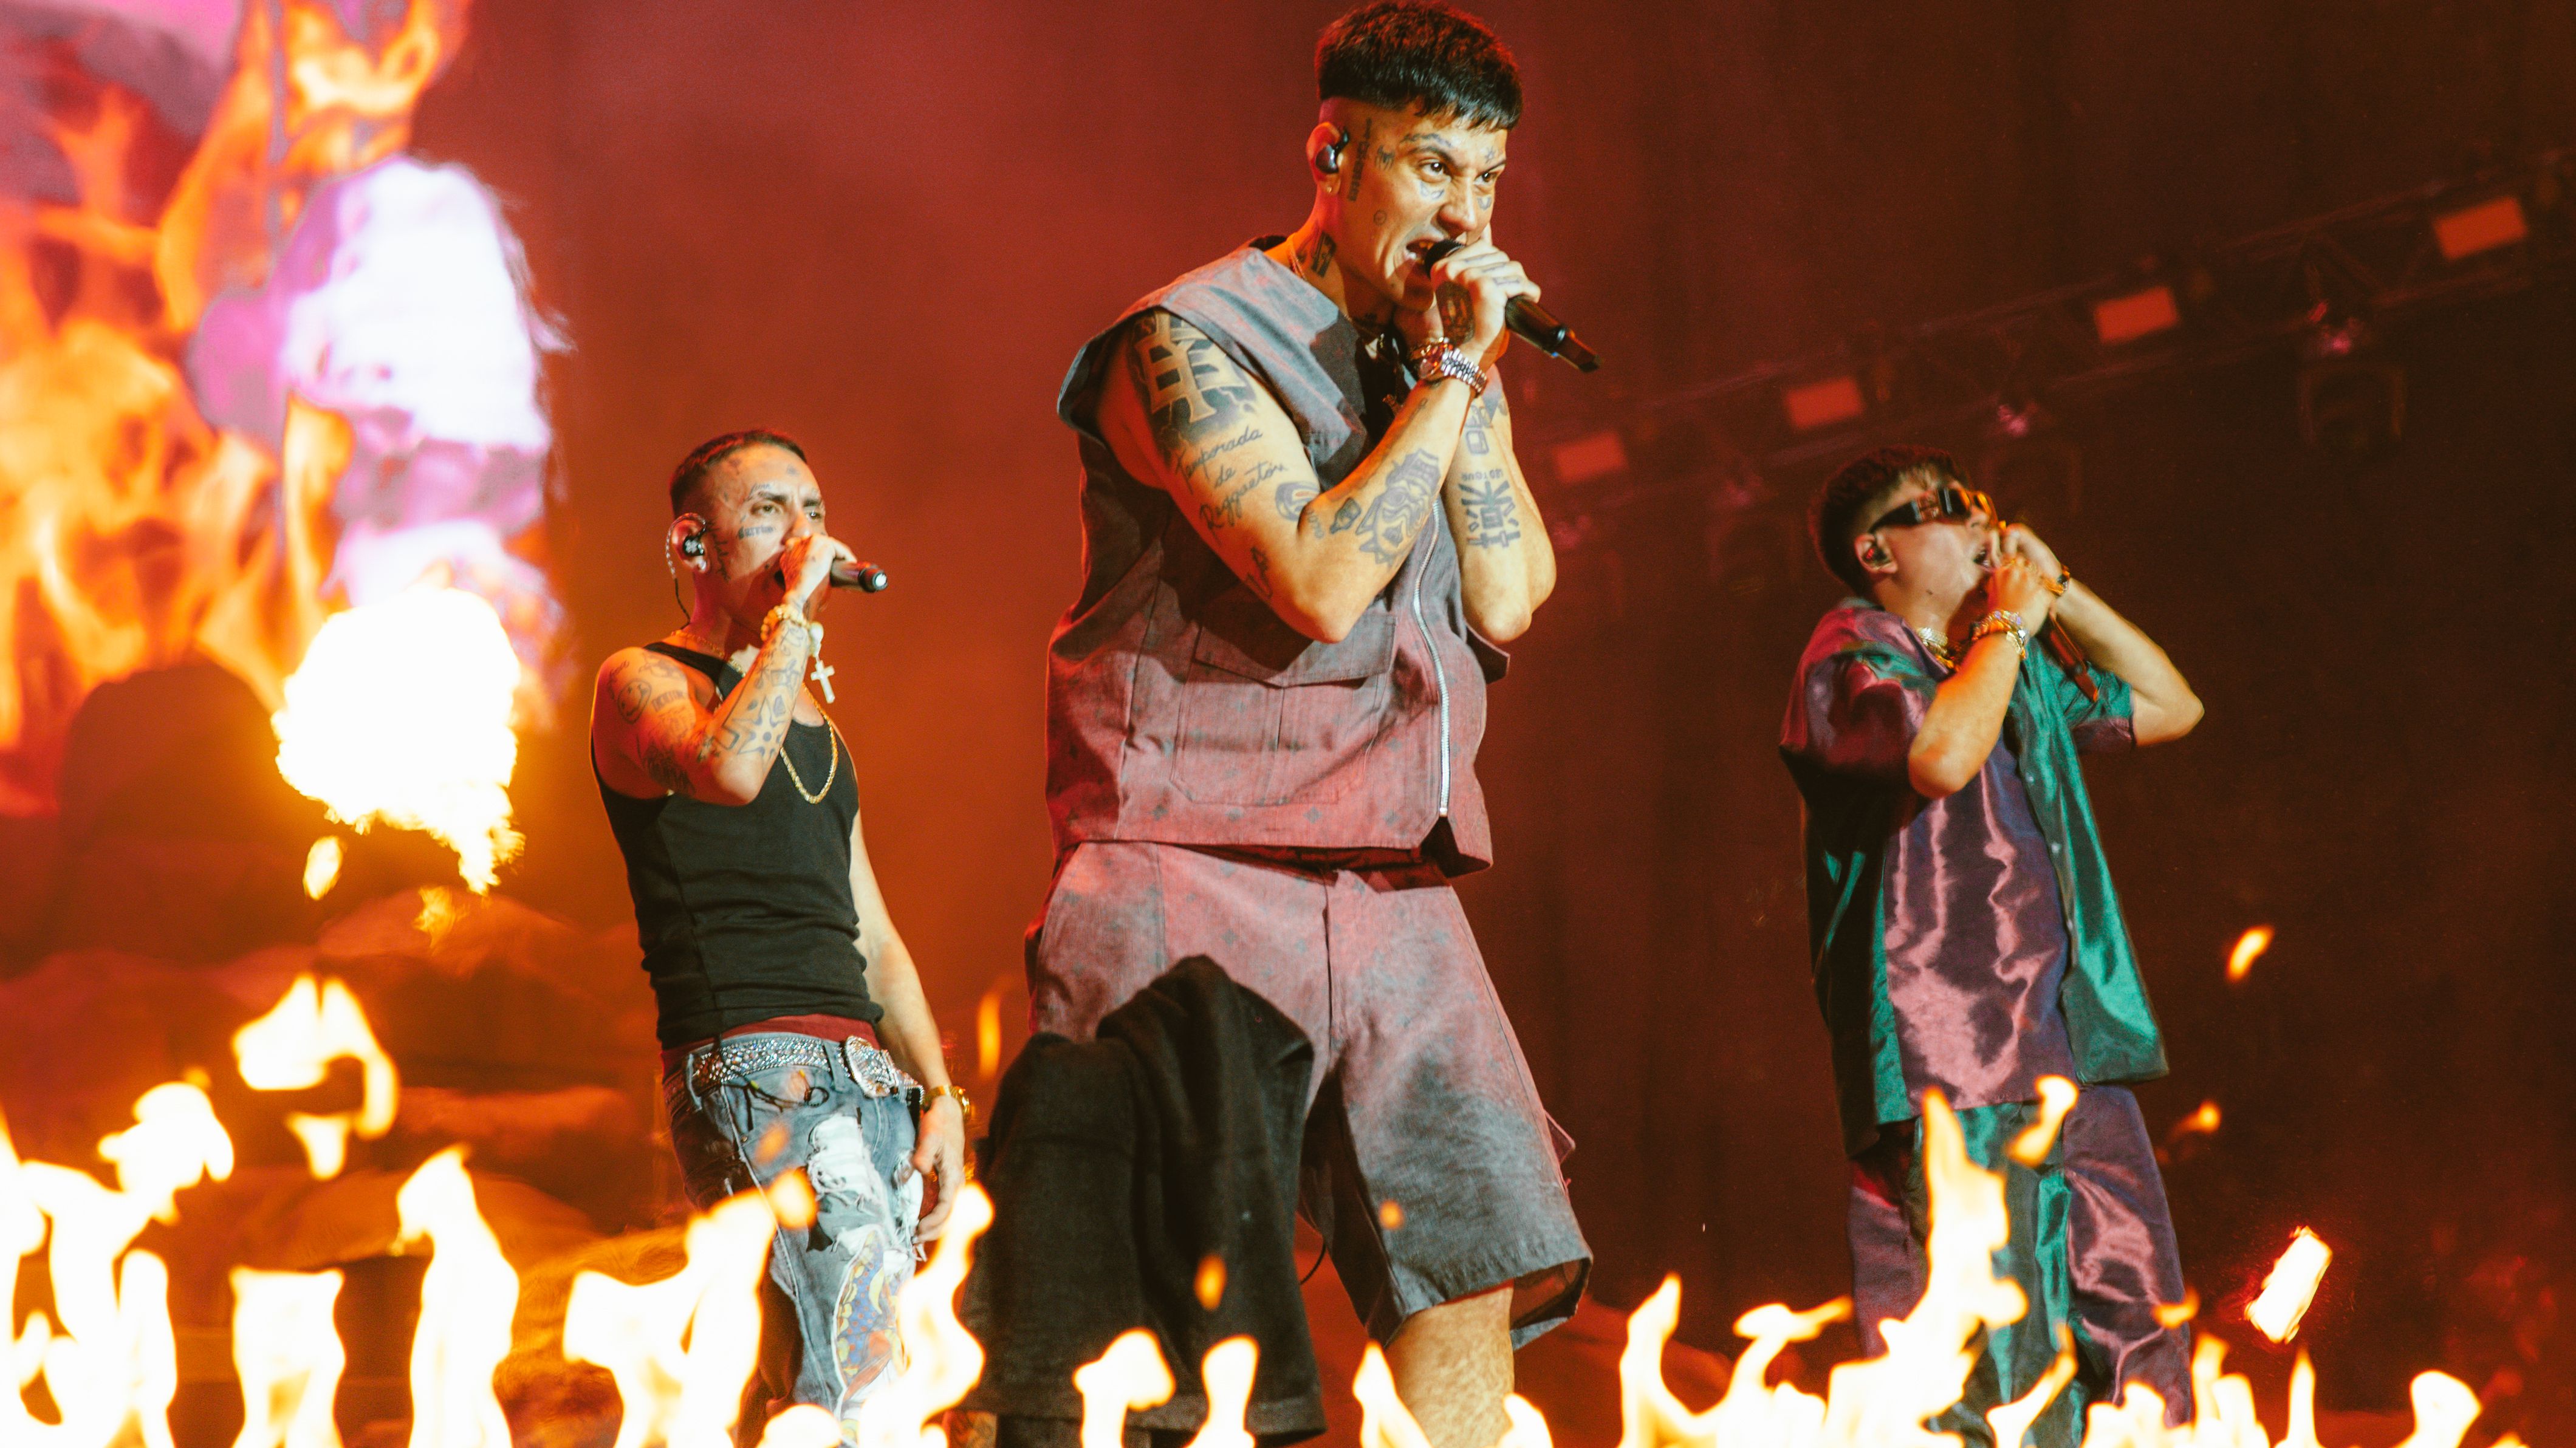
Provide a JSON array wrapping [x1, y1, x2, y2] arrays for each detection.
[[1132, 315, 1259, 464], [1245, 545, 1275, 599], [1458, 478, 1522, 547], [1336, 449, 1443, 565], [1453, 389, 1521, 547], [1197, 459, 1287, 531], [1273, 471, 1319, 522]]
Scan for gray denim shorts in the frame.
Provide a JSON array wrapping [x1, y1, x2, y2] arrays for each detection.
[[1027, 841, 1592, 1346]]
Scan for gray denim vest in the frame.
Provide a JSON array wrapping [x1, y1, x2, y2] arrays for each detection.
[[1043, 242, 1497, 872]]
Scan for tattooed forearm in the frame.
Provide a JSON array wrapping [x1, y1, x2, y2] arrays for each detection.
[[1335, 449, 1444, 565], [1246, 545, 1275, 599], [1452, 388, 1522, 547], [1133, 314, 1258, 463], [1457, 477, 1522, 547]]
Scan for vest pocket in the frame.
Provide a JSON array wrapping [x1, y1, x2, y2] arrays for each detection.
[[1172, 609, 1397, 805]]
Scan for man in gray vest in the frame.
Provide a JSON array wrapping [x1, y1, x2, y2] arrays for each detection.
[[1029, 4, 1585, 1444]]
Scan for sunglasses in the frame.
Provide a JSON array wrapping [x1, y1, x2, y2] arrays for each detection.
[[1867, 483, 1995, 533]]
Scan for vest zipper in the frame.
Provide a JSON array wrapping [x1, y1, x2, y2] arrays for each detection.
[[1409, 561, 1451, 816]]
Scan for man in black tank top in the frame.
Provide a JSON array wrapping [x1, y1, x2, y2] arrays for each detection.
[[591, 430, 967, 1443]]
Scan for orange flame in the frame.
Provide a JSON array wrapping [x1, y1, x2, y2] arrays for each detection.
[[1184, 1338, 1259, 1448], [758, 1405, 847, 1448], [233, 975, 400, 1178], [2247, 1229, 2333, 1343], [1073, 1330, 1175, 1448], [2227, 927, 2276, 983], [976, 980, 1006, 1084], [230, 1268, 348, 1448], [2009, 1076, 2079, 1167], [2396, 1373, 2484, 1448], [2165, 1101, 2222, 1150], [397, 1148, 518, 1448], [563, 1190, 775, 1448], [1, 1084, 231, 1446], [301, 837, 345, 900], [270, 586, 527, 890], [1, 0, 504, 820]]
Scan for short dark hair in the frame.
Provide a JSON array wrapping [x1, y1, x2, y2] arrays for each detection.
[[1809, 444, 1970, 593], [669, 429, 808, 516], [1317, 0, 1522, 131]]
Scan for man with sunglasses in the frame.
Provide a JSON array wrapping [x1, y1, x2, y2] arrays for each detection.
[[1779, 445, 2205, 1443]]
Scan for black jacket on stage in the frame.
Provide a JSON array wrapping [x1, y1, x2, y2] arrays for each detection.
[[961, 957, 1323, 1446]]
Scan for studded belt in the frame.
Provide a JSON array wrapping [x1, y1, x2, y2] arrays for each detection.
[[684, 1033, 920, 1102]]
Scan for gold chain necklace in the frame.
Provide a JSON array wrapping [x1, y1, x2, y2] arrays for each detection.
[[777, 712, 843, 804]]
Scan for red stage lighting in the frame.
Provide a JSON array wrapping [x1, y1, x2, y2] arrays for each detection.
[[1782, 375, 1865, 431], [2432, 195, 2528, 261], [2092, 285, 2181, 346], [1550, 430, 1629, 483]]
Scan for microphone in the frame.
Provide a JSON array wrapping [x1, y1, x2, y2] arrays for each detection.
[[1421, 240, 1600, 372], [773, 559, 891, 593]]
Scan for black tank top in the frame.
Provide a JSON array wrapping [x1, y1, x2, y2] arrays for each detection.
[[597, 642, 879, 1047]]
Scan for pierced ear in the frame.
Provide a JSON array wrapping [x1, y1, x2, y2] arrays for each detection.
[[1854, 533, 1897, 578]]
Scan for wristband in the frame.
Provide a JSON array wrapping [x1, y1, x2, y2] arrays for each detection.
[[2043, 568, 2072, 598]]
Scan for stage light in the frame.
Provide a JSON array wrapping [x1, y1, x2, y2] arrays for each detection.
[[2092, 285, 2181, 346], [2433, 194, 2528, 261], [2297, 309, 2404, 460], [1550, 429, 1629, 483], [1781, 374, 1865, 431]]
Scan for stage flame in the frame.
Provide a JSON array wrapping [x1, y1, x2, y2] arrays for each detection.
[[2247, 1229, 2333, 1344], [0, 1083, 232, 1447], [397, 1148, 519, 1448], [233, 975, 400, 1178], [230, 1267, 348, 1448], [1074, 1331, 1176, 1448], [0, 0, 518, 815], [2227, 927, 2276, 983], [2165, 1102, 2223, 1151], [272, 587, 526, 891], [563, 1190, 775, 1448], [852, 1185, 995, 1448], [2009, 1076, 2080, 1167], [303, 837, 346, 900]]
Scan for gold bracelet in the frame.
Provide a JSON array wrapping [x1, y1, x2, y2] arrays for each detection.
[[925, 1084, 973, 1129], [2043, 569, 2072, 598], [761, 604, 821, 652]]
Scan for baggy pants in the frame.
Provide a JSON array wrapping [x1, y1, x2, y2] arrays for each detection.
[[1849, 1084, 2192, 1447]]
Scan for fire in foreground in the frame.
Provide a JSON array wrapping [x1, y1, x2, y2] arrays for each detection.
[[0, 978, 2512, 1448]]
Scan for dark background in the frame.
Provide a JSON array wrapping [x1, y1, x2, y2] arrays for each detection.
[[397, 0, 2574, 1426]]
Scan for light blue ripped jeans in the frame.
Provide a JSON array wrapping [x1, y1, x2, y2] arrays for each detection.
[[665, 1031, 923, 1443]]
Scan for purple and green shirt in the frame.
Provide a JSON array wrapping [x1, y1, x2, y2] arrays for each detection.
[[1780, 599, 2167, 1156]]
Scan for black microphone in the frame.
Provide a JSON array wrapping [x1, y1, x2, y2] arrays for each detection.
[[1420, 240, 1600, 372]]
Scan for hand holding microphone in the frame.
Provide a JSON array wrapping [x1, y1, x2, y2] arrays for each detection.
[[1420, 238, 1600, 372], [778, 534, 891, 617]]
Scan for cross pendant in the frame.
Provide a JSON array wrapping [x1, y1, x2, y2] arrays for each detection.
[[810, 656, 837, 703]]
